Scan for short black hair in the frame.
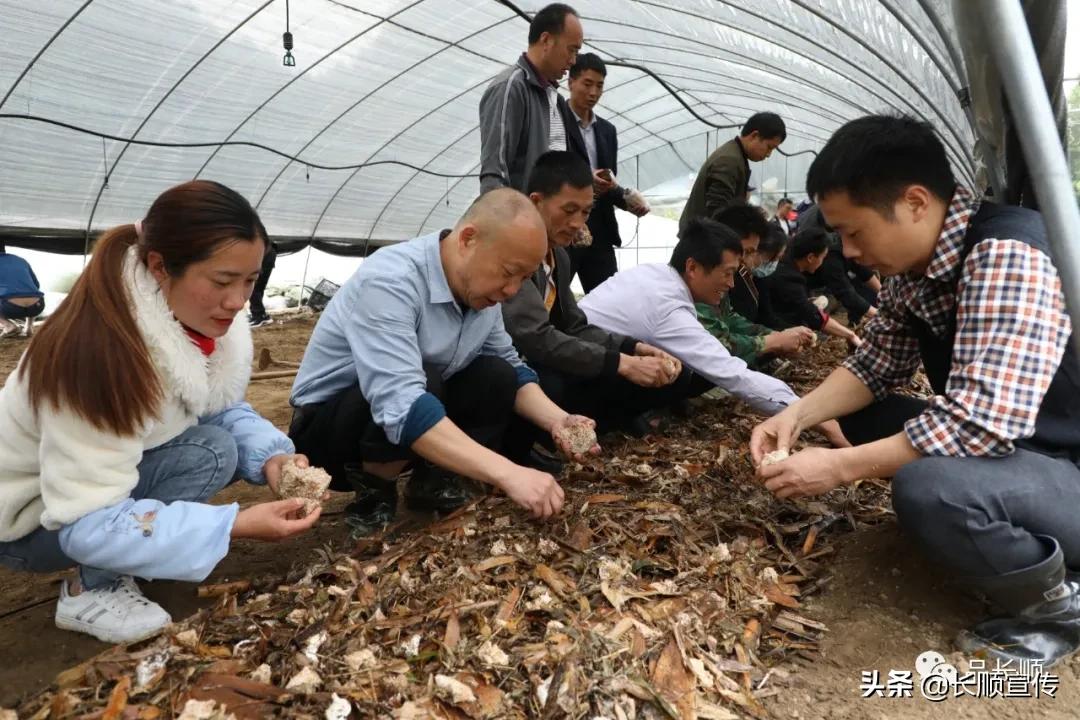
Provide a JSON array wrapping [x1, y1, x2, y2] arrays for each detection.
[[805, 114, 957, 216], [741, 112, 786, 141], [529, 3, 578, 44], [570, 52, 606, 79], [527, 150, 592, 196], [715, 204, 770, 243], [777, 197, 792, 209], [789, 227, 831, 261], [670, 218, 743, 274], [759, 226, 788, 257]]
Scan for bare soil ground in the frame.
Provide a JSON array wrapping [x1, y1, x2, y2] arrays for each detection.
[[1, 314, 1075, 718]]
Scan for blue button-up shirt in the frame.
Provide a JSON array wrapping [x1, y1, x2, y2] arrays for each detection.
[[290, 231, 537, 446]]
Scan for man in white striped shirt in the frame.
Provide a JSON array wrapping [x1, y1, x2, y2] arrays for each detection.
[[479, 4, 582, 193]]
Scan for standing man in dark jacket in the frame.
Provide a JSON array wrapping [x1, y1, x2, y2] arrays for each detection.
[[770, 197, 796, 238], [478, 4, 583, 193], [501, 152, 686, 453], [753, 115, 1080, 667], [563, 53, 649, 292], [678, 113, 786, 236]]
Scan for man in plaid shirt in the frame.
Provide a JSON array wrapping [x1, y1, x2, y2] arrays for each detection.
[[751, 115, 1080, 667]]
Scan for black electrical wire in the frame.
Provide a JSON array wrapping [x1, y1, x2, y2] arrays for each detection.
[[0, 113, 480, 177], [0, 0, 817, 191]]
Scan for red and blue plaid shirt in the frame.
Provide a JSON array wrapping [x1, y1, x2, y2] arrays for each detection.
[[843, 186, 1073, 457]]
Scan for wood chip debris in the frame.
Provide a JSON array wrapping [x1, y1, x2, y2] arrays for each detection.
[[11, 338, 901, 719]]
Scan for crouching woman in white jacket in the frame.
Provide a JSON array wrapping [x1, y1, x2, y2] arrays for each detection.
[[0, 180, 321, 643]]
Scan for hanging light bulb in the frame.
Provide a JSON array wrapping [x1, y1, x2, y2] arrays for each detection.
[[282, 0, 296, 67], [283, 31, 295, 67]]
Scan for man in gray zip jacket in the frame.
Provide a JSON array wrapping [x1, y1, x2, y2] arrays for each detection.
[[502, 153, 692, 460], [479, 4, 582, 193]]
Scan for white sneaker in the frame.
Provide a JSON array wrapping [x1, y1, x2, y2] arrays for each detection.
[[55, 576, 172, 643]]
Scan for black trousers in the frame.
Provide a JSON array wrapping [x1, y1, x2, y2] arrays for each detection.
[[503, 365, 706, 461], [249, 244, 278, 319], [839, 395, 1080, 576], [848, 282, 879, 324], [0, 297, 44, 320], [289, 356, 518, 491], [569, 243, 619, 294]]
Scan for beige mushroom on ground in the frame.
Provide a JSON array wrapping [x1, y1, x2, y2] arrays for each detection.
[[760, 449, 791, 467]]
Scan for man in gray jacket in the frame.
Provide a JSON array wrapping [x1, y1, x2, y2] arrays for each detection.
[[678, 113, 787, 236], [479, 4, 583, 193], [502, 152, 691, 460]]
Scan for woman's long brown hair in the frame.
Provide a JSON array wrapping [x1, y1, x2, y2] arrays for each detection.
[[20, 180, 268, 436]]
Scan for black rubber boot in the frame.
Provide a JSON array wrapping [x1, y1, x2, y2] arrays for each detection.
[[343, 463, 397, 536], [404, 462, 471, 514], [956, 536, 1080, 667]]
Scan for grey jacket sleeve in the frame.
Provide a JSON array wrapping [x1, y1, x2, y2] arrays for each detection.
[[555, 248, 633, 355], [501, 271, 621, 379], [479, 73, 524, 193]]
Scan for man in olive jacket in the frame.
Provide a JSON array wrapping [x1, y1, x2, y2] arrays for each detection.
[[678, 113, 787, 236], [502, 152, 691, 455]]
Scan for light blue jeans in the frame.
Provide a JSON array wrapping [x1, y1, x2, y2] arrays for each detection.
[[0, 425, 237, 589]]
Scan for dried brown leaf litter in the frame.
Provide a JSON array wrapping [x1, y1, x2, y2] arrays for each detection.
[[12, 338, 908, 719]]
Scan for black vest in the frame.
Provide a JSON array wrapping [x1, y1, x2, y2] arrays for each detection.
[[910, 203, 1080, 456]]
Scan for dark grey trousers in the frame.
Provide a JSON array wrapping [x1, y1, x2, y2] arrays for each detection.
[[839, 396, 1080, 576]]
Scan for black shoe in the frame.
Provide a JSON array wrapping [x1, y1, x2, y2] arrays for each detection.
[[625, 413, 651, 438], [670, 399, 694, 418], [404, 462, 471, 514], [956, 537, 1080, 667], [523, 447, 564, 475], [343, 464, 397, 535]]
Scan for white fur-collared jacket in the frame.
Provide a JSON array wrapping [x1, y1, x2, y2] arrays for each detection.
[[0, 247, 293, 544]]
